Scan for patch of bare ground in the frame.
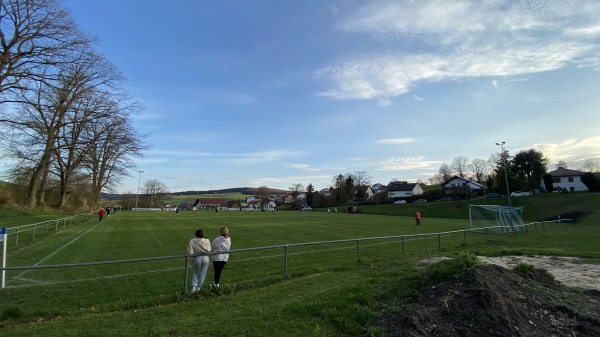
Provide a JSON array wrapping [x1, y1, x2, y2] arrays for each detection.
[[372, 257, 600, 336]]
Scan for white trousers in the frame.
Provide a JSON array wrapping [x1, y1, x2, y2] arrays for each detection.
[[191, 255, 210, 292]]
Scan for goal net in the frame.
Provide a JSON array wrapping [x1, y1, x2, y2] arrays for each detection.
[[469, 205, 524, 234]]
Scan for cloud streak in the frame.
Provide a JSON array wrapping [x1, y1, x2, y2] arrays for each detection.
[[377, 138, 417, 145], [316, 0, 600, 100]]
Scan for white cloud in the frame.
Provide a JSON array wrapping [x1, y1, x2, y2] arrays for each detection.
[[532, 137, 600, 167], [283, 163, 320, 171], [316, 0, 600, 100], [377, 156, 438, 170], [377, 138, 416, 145], [412, 94, 425, 101]]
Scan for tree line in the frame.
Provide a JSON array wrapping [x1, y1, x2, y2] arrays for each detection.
[[287, 152, 600, 207], [431, 151, 600, 194], [0, 0, 149, 209]]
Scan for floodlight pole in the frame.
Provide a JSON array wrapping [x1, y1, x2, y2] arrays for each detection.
[[135, 170, 144, 209], [496, 142, 513, 232]]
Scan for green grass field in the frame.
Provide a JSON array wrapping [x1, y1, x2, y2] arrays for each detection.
[[0, 193, 599, 336]]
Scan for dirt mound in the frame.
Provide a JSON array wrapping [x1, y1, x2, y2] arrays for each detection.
[[375, 264, 600, 336]]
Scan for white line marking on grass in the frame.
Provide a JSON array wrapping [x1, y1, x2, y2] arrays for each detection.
[[14, 220, 106, 280], [5, 266, 183, 288]]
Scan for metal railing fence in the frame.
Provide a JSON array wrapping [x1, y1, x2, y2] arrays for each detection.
[[0, 219, 569, 293], [3, 213, 93, 246]]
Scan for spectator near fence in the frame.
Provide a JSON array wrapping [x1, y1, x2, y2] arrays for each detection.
[[211, 226, 231, 288], [186, 229, 212, 292]]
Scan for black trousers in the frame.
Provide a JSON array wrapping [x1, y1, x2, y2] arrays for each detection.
[[213, 261, 227, 284]]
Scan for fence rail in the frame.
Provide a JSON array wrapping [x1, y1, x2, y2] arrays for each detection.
[[1, 219, 569, 292], [3, 213, 92, 246]]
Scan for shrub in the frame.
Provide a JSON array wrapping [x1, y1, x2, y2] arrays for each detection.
[[1, 307, 23, 320], [0, 187, 12, 204]]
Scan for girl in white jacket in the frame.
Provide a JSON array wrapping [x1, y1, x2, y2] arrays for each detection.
[[211, 226, 231, 287], [187, 229, 212, 292]]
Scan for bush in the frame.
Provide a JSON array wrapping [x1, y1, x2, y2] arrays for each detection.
[[1, 307, 23, 320], [0, 187, 11, 204]]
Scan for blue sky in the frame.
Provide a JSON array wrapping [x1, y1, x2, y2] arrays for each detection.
[[61, 0, 600, 194]]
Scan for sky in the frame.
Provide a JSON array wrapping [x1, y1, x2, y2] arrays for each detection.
[[56, 0, 600, 194]]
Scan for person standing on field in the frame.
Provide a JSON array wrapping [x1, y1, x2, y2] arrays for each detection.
[[98, 207, 106, 221], [211, 226, 231, 288], [415, 211, 421, 226], [187, 229, 212, 293]]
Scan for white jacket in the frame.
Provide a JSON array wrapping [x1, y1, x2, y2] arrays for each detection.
[[212, 235, 231, 262], [187, 237, 211, 255]]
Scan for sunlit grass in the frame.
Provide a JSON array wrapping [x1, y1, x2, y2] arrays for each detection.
[[0, 193, 598, 336]]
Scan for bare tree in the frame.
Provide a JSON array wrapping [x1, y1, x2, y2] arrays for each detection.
[[555, 160, 568, 169], [451, 156, 470, 178], [83, 108, 148, 207], [289, 183, 304, 197], [428, 174, 444, 185], [471, 158, 489, 183], [4, 48, 127, 207], [438, 163, 453, 182], [0, 0, 90, 100], [582, 159, 600, 173], [353, 171, 373, 186], [487, 153, 500, 179], [257, 185, 270, 201], [143, 179, 169, 207]]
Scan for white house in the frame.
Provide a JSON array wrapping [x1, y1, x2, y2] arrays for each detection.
[[540, 167, 588, 192], [371, 183, 386, 195], [387, 182, 423, 198], [262, 200, 277, 210], [441, 176, 485, 194], [319, 188, 333, 197], [349, 185, 373, 200]]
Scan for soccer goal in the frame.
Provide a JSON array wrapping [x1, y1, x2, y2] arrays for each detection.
[[469, 205, 525, 234]]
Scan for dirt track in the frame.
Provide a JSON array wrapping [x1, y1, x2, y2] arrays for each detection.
[[478, 255, 600, 291]]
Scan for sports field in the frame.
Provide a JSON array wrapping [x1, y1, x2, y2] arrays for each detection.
[[1, 193, 599, 336]]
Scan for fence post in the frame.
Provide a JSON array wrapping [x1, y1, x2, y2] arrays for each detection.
[[284, 245, 289, 277], [183, 256, 190, 294], [15, 227, 19, 246], [401, 236, 405, 256], [55, 220, 59, 231], [356, 239, 360, 262]]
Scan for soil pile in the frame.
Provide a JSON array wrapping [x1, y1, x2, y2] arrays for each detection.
[[375, 264, 600, 336]]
